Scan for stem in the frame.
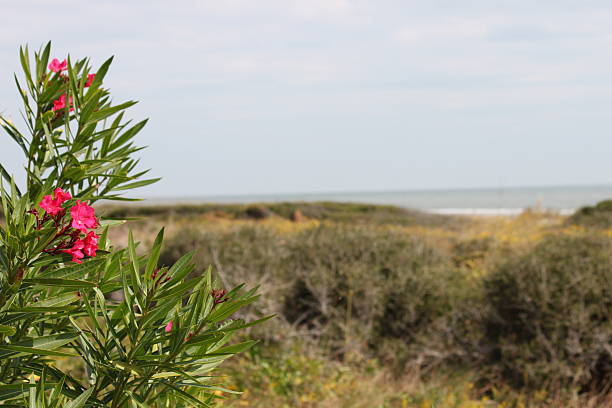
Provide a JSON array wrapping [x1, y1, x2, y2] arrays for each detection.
[[110, 376, 128, 408]]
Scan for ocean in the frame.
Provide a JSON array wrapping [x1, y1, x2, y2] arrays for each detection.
[[144, 185, 612, 216]]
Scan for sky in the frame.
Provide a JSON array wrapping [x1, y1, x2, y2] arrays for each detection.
[[1, 0, 612, 198]]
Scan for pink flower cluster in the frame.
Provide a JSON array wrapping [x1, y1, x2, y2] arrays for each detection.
[[48, 57, 97, 115], [52, 94, 73, 112], [39, 187, 72, 215], [35, 188, 99, 264], [48, 58, 67, 73]]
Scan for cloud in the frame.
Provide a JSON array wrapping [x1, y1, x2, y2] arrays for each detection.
[[2, 1, 612, 195], [394, 17, 493, 45]]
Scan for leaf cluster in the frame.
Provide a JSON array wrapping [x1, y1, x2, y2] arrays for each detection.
[[0, 43, 158, 202]]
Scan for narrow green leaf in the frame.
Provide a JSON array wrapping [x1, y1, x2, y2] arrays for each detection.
[[217, 315, 275, 334], [0, 345, 77, 358], [0, 324, 16, 335], [0, 333, 77, 359], [64, 387, 94, 408], [114, 177, 160, 191], [89, 101, 136, 123], [128, 230, 142, 289], [28, 292, 81, 308], [145, 228, 164, 283], [207, 340, 258, 356], [23, 278, 96, 288]]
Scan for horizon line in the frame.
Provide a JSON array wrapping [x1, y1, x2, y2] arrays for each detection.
[[140, 182, 612, 201]]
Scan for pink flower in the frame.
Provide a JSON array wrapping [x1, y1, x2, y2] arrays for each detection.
[[39, 188, 72, 215], [59, 231, 97, 263], [85, 73, 96, 87], [48, 58, 67, 73], [62, 240, 85, 264], [70, 200, 97, 233], [40, 195, 61, 215], [82, 231, 99, 257], [53, 187, 72, 204], [165, 321, 173, 333], [52, 94, 74, 112]]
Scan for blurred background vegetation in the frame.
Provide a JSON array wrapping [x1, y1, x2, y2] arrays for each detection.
[[96, 201, 611, 408]]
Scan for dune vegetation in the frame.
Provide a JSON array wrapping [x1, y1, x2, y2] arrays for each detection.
[[100, 201, 612, 408]]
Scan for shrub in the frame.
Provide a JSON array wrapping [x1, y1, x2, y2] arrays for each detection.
[[483, 233, 612, 390], [0, 43, 262, 406], [567, 199, 612, 228], [160, 222, 465, 371]]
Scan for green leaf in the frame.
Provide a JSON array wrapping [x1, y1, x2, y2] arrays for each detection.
[[64, 387, 94, 408], [154, 278, 200, 301], [89, 101, 136, 123], [0, 324, 16, 335], [110, 119, 148, 151], [0, 245, 9, 273], [207, 340, 258, 356], [207, 296, 259, 323], [23, 278, 96, 288], [114, 177, 160, 191], [145, 228, 164, 283], [0, 117, 28, 156], [0, 383, 34, 401], [98, 218, 126, 227], [28, 292, 82, 309], [156, 380, 210, 408], [0, 345, 78, 358], [0, 333, 78, 359], [92, 55, 114, 85], [217, 315, 275, 334], [166, 251, 196, 286]]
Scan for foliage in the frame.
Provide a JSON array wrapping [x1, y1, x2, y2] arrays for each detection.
[[99, 201, 463, 228], [156, 214, 612, 404], [159, 222, 467, 370], [0, 43, 262, 406], [566, 199, 612, 228], [220, 343, 610, 408], [483, 233, 612, 389]]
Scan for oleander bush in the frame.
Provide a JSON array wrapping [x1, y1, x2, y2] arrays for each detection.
[[0, 43, 263, 407]]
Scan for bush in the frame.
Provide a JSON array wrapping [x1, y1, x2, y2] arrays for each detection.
[[483, 233, 612, 389], [159, 212, 612, 398], [160, 223, 466, 371], [567, 199, 612, 228]]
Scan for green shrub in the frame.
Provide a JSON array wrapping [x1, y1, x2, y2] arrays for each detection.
[[160, 223, 466, 371], [483, 233, 612, 389], [567, 199, 612, 228]]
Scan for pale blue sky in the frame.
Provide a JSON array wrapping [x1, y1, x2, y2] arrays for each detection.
[[1, 0, 612, 197]]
